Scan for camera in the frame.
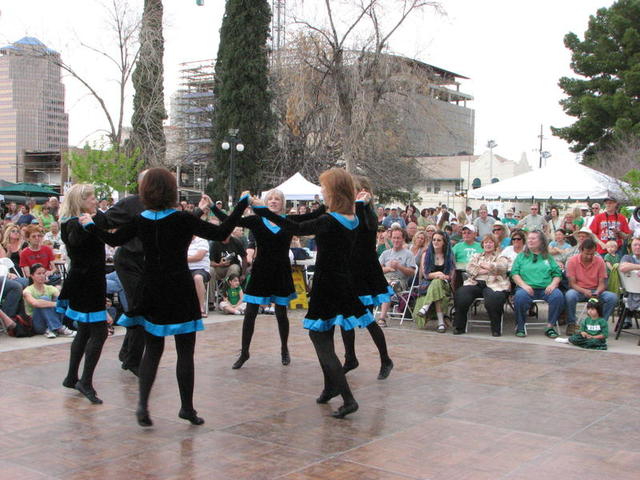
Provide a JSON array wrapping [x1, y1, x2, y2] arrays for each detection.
[[222, 253, 235, 263]]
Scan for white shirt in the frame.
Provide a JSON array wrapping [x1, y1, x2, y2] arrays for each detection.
[[187, 236, 210, 272]]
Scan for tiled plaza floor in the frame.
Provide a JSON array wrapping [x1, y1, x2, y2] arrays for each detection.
[[1, 310, 640, 480]]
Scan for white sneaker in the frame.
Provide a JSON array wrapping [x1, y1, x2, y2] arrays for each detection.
[[57, 326, 76, 337], [44, 329, 56, 339]]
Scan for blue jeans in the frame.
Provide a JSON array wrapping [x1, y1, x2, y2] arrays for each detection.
[[106, 271, 128, 312], [514, 287, 565, 331], [31, 307, 63, 334], [565, 289, 617, 324], [0, 277, 24, 317]]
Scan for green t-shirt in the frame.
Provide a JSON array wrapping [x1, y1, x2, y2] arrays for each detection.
[[24, 284, 58, 316], [502, 217, 518, 227], [510, 252, 562, 289], [579, 316, 608, 338], [38, 213, 55, 230], [226, 286, 242, 306], [573, 217, 584, 229], [452, 241, 482, 264]]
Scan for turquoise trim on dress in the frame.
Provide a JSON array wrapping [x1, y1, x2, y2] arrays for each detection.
[[117, 313, 204, 337], [329, 212, 359, 230], [244, 292, 297, 306], [239, 193, 250, 202], [303, 310, 374, 331], [261, 216, 281, 234], [81, 220, 95, 230], [252, 205, 268, 210], [359, 285, 395, 306], [55, 299, 106, 323], [141, 208, 177, 220]]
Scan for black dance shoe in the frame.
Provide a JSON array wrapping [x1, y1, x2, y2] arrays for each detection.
[[75, 381, 103, 404], [377, 360, 394, 380], [342, 358, 359, 374], [281, 349, 291, 366], [62, 377, 78, 389], [332, 401, 359, 419], [232, 352, 250, 369], [136, 406, 153, 427], [179, 408, 205, 425], [316, 389, 340, 404]]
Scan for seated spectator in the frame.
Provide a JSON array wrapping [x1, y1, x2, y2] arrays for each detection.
[[409, 230, 427, 266], [449, 221, 462, 245], [473, 204, 496, 238], [572, 206, 585, 230], [567, 298, 608, 350], [377, 228, 417, 326], [19, 225, 58, 281], [590, 196, 630, 255], [414, 231, 455, 332], [382, 207, 406, 229], [210, 232, 246, 281], [376, 206, 386, 225], [548, 229, 572, 257], [564, 238, 618, 336], [23, 263, 74, 338], [105, 270, 128, 312], [619, 237, 640, 328], [500, 229, 526, 265], [405, 205, 418, 224], [0, 309, 16, 333], [2, 223, 24, 273], [220, 274, 246, 315], [603, 240, 620, 272], [517, 204, 548, 233], [418, 208, 434, 227], [3, 202, 20, 224], [452, 225, 482, 266], [37, 205, 55, 230], [453, 234, 510, 336], [511, 230, 564, 337], [628, 209, 640, 238], [16, 205, 37, 226], [491, 222, 511, 249], [424, 224, 437, 244], [232, 226, 249, 250], [437, 211, 450, 230], [406, 222, 418, 242], [561, 211, 577, 245], [43, 221, 61, 249], [376, 227, 389, 256], [548, 206, 562, 234], [188, 235, 211, 316], [48, 197, 60, 220]]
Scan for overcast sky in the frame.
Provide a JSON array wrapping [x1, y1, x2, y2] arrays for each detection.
[[0, 0, 614, 167]]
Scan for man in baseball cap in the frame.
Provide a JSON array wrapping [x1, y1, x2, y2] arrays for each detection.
[[452, 224, 482, 265], [589, 196, 631, 255]]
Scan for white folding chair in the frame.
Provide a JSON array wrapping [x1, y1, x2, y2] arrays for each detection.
[[464, 297, 504, 333], [386, 271, 419, 325], [523, 299, 553, 334], [614, 271, 640, 342], [0, 263, 10, 335]]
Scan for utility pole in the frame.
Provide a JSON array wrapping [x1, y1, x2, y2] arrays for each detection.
[[538, 124, 543, 168]]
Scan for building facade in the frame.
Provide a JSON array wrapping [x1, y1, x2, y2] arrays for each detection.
[[0, 37, 68, 184]]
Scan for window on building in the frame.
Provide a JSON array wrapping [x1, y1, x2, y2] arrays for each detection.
[[472, 178, 481, 189], [491, 178, 499, 184]]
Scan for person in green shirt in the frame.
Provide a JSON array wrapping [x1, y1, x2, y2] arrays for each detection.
[[511, 230, 564, 337], [451, 225, 482, 266], [37, 205, 55, 231], [568, 298, 608, 350], [501, 209, 518, 228], [220, 274, 246, 315]]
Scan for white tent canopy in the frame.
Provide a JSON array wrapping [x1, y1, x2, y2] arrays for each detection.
[[468, 162, 627, 201], [262, 172, 322, 201]]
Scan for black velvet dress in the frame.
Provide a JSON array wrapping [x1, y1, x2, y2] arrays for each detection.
[[212, 206, 325, 306], [86, 198, 248, 336], [56, 211, 109, 322], [353, 201, 394, 307], [253, 206, 373, 331]]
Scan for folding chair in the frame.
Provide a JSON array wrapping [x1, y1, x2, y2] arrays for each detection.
[[523, 299, 555, 335], [0, 263, 10, 335], [614, 271, 640, 343], [462, 297, 504, 333], [381, 271, 419, 325]]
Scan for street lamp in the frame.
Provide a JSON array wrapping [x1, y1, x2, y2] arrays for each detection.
[[221, 128, 244, 208], [540, 150, 551, 168], [487, 140, 497, 183]]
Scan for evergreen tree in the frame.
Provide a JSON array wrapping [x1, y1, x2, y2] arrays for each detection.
[[212, 0, 272, 200], [131, 0, 167, 166], [552, 0, 640, 160]]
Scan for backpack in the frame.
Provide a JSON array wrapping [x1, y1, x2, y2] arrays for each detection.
[[8, 314, 34, 337]]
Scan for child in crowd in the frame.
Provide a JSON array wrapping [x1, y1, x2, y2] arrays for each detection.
[[604, 240, 620, 273], [106, 297, 116, 336], [568, 298, 608, 350], [220, 274, 246, 315], [23, 263, 75, 338]]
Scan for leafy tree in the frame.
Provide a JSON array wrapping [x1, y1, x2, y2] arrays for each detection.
[[131, 0, 167, 166], [552, 0, 640, 160], [66, 144, 144, 199], [211, 0, 273, 200]]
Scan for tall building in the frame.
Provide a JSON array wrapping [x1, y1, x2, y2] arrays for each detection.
[[0, 36, 68, 184]]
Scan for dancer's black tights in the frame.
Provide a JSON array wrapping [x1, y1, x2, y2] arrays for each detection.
[[66, 321, 108, 388], [138, 331, 196, 412], [340, 306, 390, 364], [239, 303, 289, 354], [309, 327, 355, 404]]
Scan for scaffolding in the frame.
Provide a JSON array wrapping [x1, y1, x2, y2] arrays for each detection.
[[170, 60, 215, 198]]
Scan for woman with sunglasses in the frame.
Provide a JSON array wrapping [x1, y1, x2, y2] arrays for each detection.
[[501, 230, 526, 265], [491, 222, 510, 249]]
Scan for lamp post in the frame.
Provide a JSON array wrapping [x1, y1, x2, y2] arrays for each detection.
[[221, 129, 244, 209], [540, 150, 551, 168], [487, 140, 497, 183]]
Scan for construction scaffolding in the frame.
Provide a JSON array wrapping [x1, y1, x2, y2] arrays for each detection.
[[169, 60, 215, 199]]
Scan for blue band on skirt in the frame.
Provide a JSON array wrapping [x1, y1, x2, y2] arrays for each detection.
[[117, 313, 204, 337], [359, 285, 395, 306], [303, 310, 374, 332], [55, 299, 107, 323], [244, 292, 297, 306]]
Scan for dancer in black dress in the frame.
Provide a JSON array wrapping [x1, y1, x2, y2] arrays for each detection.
[[212, 189, 325, 369], [57, 184, 109, 404], [252, 168, 371, 418], [341, 176, 394, 379], [81, 168, 248, 427]]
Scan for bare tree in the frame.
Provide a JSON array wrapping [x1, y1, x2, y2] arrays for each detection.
[[49, 0, 141, 150], [592, 134, 640, 205]]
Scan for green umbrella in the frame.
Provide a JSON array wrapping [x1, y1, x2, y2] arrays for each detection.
[[0, 182, 58, 196]]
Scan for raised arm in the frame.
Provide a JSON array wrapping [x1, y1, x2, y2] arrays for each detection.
[[191, 195, 250, 241], [286, 204, 326, 222], [253, 205, 330, 236], [83, 216, 138, 247]]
